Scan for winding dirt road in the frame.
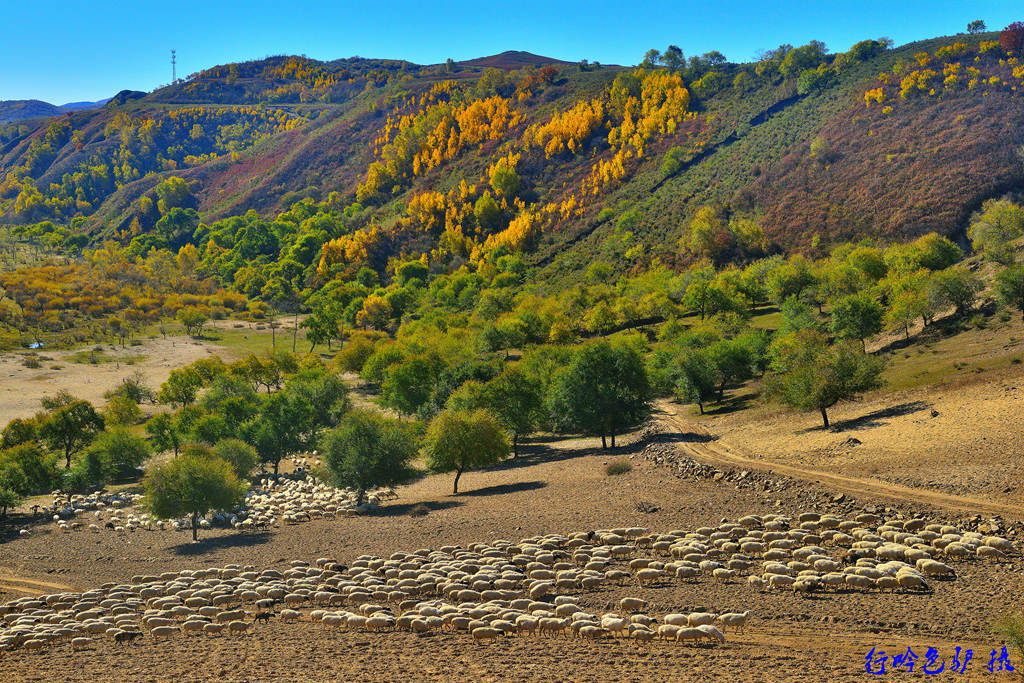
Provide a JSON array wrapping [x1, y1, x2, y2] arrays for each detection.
[[655, 400, 1024, 520]]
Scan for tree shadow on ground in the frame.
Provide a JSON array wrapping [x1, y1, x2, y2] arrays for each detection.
[[369, 500, 463, 517], [701, 390, 759, 416], [456, 481, 547, 497], [171, 531, 272, 556], [797, 401, 932, 434]]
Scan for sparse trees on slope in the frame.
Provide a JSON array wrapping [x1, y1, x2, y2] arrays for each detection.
[[996, 265, 1024, 322]]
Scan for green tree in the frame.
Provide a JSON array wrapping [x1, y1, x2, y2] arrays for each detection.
[[479, 368, 542, 457], [143, 453, 247, 541], [176, 307, 208, 338], [0, 485, 19, 519], [0, 442, 60, 495], [968, 199, 1024, 265], [245, 390, 313, 477], [926, 268, 984, 319], [424, 408, 510, 494], [967, 19, 987, 34], [885, 289, 926, 339], [380, 354, 440, 416], [39, 400, 104, 469], [211, 438, 258, 479], [1, 418, 39, 449], [547, 340, 649, 448], [87, 428, 151, 480], [674, 349, 720, 414], [995, 265, 1024, 322], [322, 410, 418, 504], [474, 192, 503, 232], [830, 292, 884, 351], [767, 331, 885, 428], [145, 412, 184, 457], [158, 366, 204, 407], [103, 395, 142, 427]]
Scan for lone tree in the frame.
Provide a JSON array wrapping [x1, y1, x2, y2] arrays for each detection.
[[995, 265, 1024, 322], [767, 330, 886, 429], [39, 400, 104, 469], [967, 20, 987, 34], [547, 340, 649, 448], [143, 453, 247, 542], [322, 410, 418, 504], [424, 408, 509, 494], [245, 389, 312, 478]]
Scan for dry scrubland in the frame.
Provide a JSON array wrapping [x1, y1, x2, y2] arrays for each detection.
[[1, 387, 1023, 681]]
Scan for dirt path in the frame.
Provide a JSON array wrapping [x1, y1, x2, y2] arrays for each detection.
[[655, 400, 1024, 520], [0, 570, 74, 595]]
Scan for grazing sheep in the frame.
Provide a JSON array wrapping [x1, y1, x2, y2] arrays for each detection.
[[253, 612, 274, 624], [471, 627, 500, 644], [718, 611, 751, 633], [675, 627, 703, 644], [202, 623, 225, 636], [151, 626, 179, 641], [634, 568, 662, 586], [697, 624, 726, 644], [687, 612, 717, 627], [663, 613, 687, 626], [114, 631, 142, 645], [71, 637, 93, 651], [619, 597, 647, 612], [659, 624, 681, 641]]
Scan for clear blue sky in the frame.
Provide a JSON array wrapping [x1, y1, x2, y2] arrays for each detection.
[[2, 0, 1021, 104]]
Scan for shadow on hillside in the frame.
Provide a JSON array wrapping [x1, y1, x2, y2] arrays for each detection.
[[371, 500, 463, 517], [171, 531, 272, 556], [457, 480, 547, 497], [799, 401, 932, 434]]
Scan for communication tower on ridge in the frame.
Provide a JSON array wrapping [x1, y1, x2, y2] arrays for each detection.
[[171, 49, 177, 83]]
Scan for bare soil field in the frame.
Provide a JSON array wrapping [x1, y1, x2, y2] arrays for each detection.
[[1, 416, 1022, 682], [0, 338, 215, 426], [685, 364, 1024, 509]]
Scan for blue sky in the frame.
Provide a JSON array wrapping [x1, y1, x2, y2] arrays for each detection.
[[1, 1, 1021, 104]]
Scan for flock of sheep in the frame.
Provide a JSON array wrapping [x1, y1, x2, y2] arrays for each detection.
[[0, 508, 1015, 655], [22, 473, 397, 537]]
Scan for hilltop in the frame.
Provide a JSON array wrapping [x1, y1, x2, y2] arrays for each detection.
[[0, 98, 110, 124]]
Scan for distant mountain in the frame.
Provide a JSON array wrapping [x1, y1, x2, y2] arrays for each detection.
[[455, 50, 573, 70], [0, 97, 110, 124]]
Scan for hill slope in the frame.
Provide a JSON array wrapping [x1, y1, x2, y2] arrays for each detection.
[[1, 33, 1023, 276]]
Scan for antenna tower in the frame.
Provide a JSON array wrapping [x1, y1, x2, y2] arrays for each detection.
[[171, 49, 177, 83]]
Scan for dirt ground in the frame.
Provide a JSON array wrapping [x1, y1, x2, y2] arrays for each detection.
[[689, 365, 1024, 508], [0, 337, 217, 426], [1, 416, 1023, 681]]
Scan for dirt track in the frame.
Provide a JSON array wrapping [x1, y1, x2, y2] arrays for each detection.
[[655, 400, 1024, 520]]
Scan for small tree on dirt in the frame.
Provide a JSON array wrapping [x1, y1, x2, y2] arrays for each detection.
[[39, 400, 104, 469], [925, 268, 984, 319], [479, 368, 542, 457], [143, 453, 247, 542], [0, 485, 20, 519], [145, 413, 184, 456], [424, 408, 509, 494], [177, 307, 208, 338], [674, 349, 720, 415], [767, 330, 886, 429], [322, 410, 418, 504], [546, 340, 649, 448], [995, 265, 1024, 322], [157, 366, 204, 407]]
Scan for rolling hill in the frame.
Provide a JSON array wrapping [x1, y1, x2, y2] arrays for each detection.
[[1, 31, 1023, 280]]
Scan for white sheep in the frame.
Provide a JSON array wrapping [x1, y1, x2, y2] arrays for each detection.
[[718, 611, 751, 633]]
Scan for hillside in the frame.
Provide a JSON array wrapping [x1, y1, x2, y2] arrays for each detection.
[[1, 32, 1023, 278], [0, 98, 110, 124]]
